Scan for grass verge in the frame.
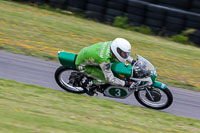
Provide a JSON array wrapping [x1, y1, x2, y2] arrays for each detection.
[[0, 78, 200, 133], [0, 0, 200, 91]]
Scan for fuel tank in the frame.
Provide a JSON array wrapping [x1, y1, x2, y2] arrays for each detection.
[[111, 63, 132, 79]]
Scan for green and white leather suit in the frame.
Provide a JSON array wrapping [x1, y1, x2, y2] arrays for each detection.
[[75, 41, 133, 86]]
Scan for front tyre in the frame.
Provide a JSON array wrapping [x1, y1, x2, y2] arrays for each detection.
[[55, 66, 86, 94], [134, 87, 173, 110]]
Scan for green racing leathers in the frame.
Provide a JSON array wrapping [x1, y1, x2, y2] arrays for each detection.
[[75, 41, 133, 86]]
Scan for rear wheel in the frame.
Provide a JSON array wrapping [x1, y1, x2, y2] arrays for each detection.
[[134, 87, 173, 110], [55, 66, 86, 94]]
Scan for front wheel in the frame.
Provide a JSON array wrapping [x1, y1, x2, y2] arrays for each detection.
[[134, 87, 173, 110], [55, 66, 86, 94]]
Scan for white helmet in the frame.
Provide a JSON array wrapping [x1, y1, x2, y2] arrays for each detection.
[[111, 38, 131, 62]]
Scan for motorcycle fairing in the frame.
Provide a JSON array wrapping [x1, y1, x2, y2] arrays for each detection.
[[111, 63, 132, 79]]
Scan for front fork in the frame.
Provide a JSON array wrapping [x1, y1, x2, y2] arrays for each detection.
[[130, 81, 156, 101], [145, 87, 155, 101]]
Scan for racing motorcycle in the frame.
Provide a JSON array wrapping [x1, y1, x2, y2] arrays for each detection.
[[55, 51, 173, 110]]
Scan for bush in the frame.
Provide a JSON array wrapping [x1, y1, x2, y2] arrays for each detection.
[[112, 16, 130, 29], [130, 26, 153, 35], [171, 35, 190, 44], [171, 29, 195, 45], [182, 29, 196, 36], [112, 16, 153, 35]]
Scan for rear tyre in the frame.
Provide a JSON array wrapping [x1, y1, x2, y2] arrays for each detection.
[[134, 87, 173, 110], [55, 66, 86, 94]]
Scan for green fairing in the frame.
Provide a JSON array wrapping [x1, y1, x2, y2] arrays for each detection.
[[58, 52, 77, 69], [151, 72, 157, 83], [111, 63, 132, 79], [153, 81, 167, 89]]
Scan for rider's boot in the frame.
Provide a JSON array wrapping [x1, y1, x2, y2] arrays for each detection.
[[81, 77, 96, 96]]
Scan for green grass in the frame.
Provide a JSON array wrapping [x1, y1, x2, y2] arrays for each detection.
[[0, 0, 200, 91], [0, 79, 200, 133]]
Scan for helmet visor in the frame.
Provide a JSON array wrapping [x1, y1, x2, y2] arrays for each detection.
[[117, 47, 130, 59]]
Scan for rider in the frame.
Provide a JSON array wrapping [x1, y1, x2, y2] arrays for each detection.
[[75, 38, 135, 93]]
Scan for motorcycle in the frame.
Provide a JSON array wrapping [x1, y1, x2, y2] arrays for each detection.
[[55, 51, 173, 110]]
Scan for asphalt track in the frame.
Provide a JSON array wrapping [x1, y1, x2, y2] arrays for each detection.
[[0, 50, 200, 120]]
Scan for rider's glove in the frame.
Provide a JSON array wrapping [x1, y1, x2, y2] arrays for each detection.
[[124, 81, 133, 87], [131, 59, 136, 65]]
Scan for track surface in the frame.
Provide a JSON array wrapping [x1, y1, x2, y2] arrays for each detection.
[[0, 50, 200, 120]]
